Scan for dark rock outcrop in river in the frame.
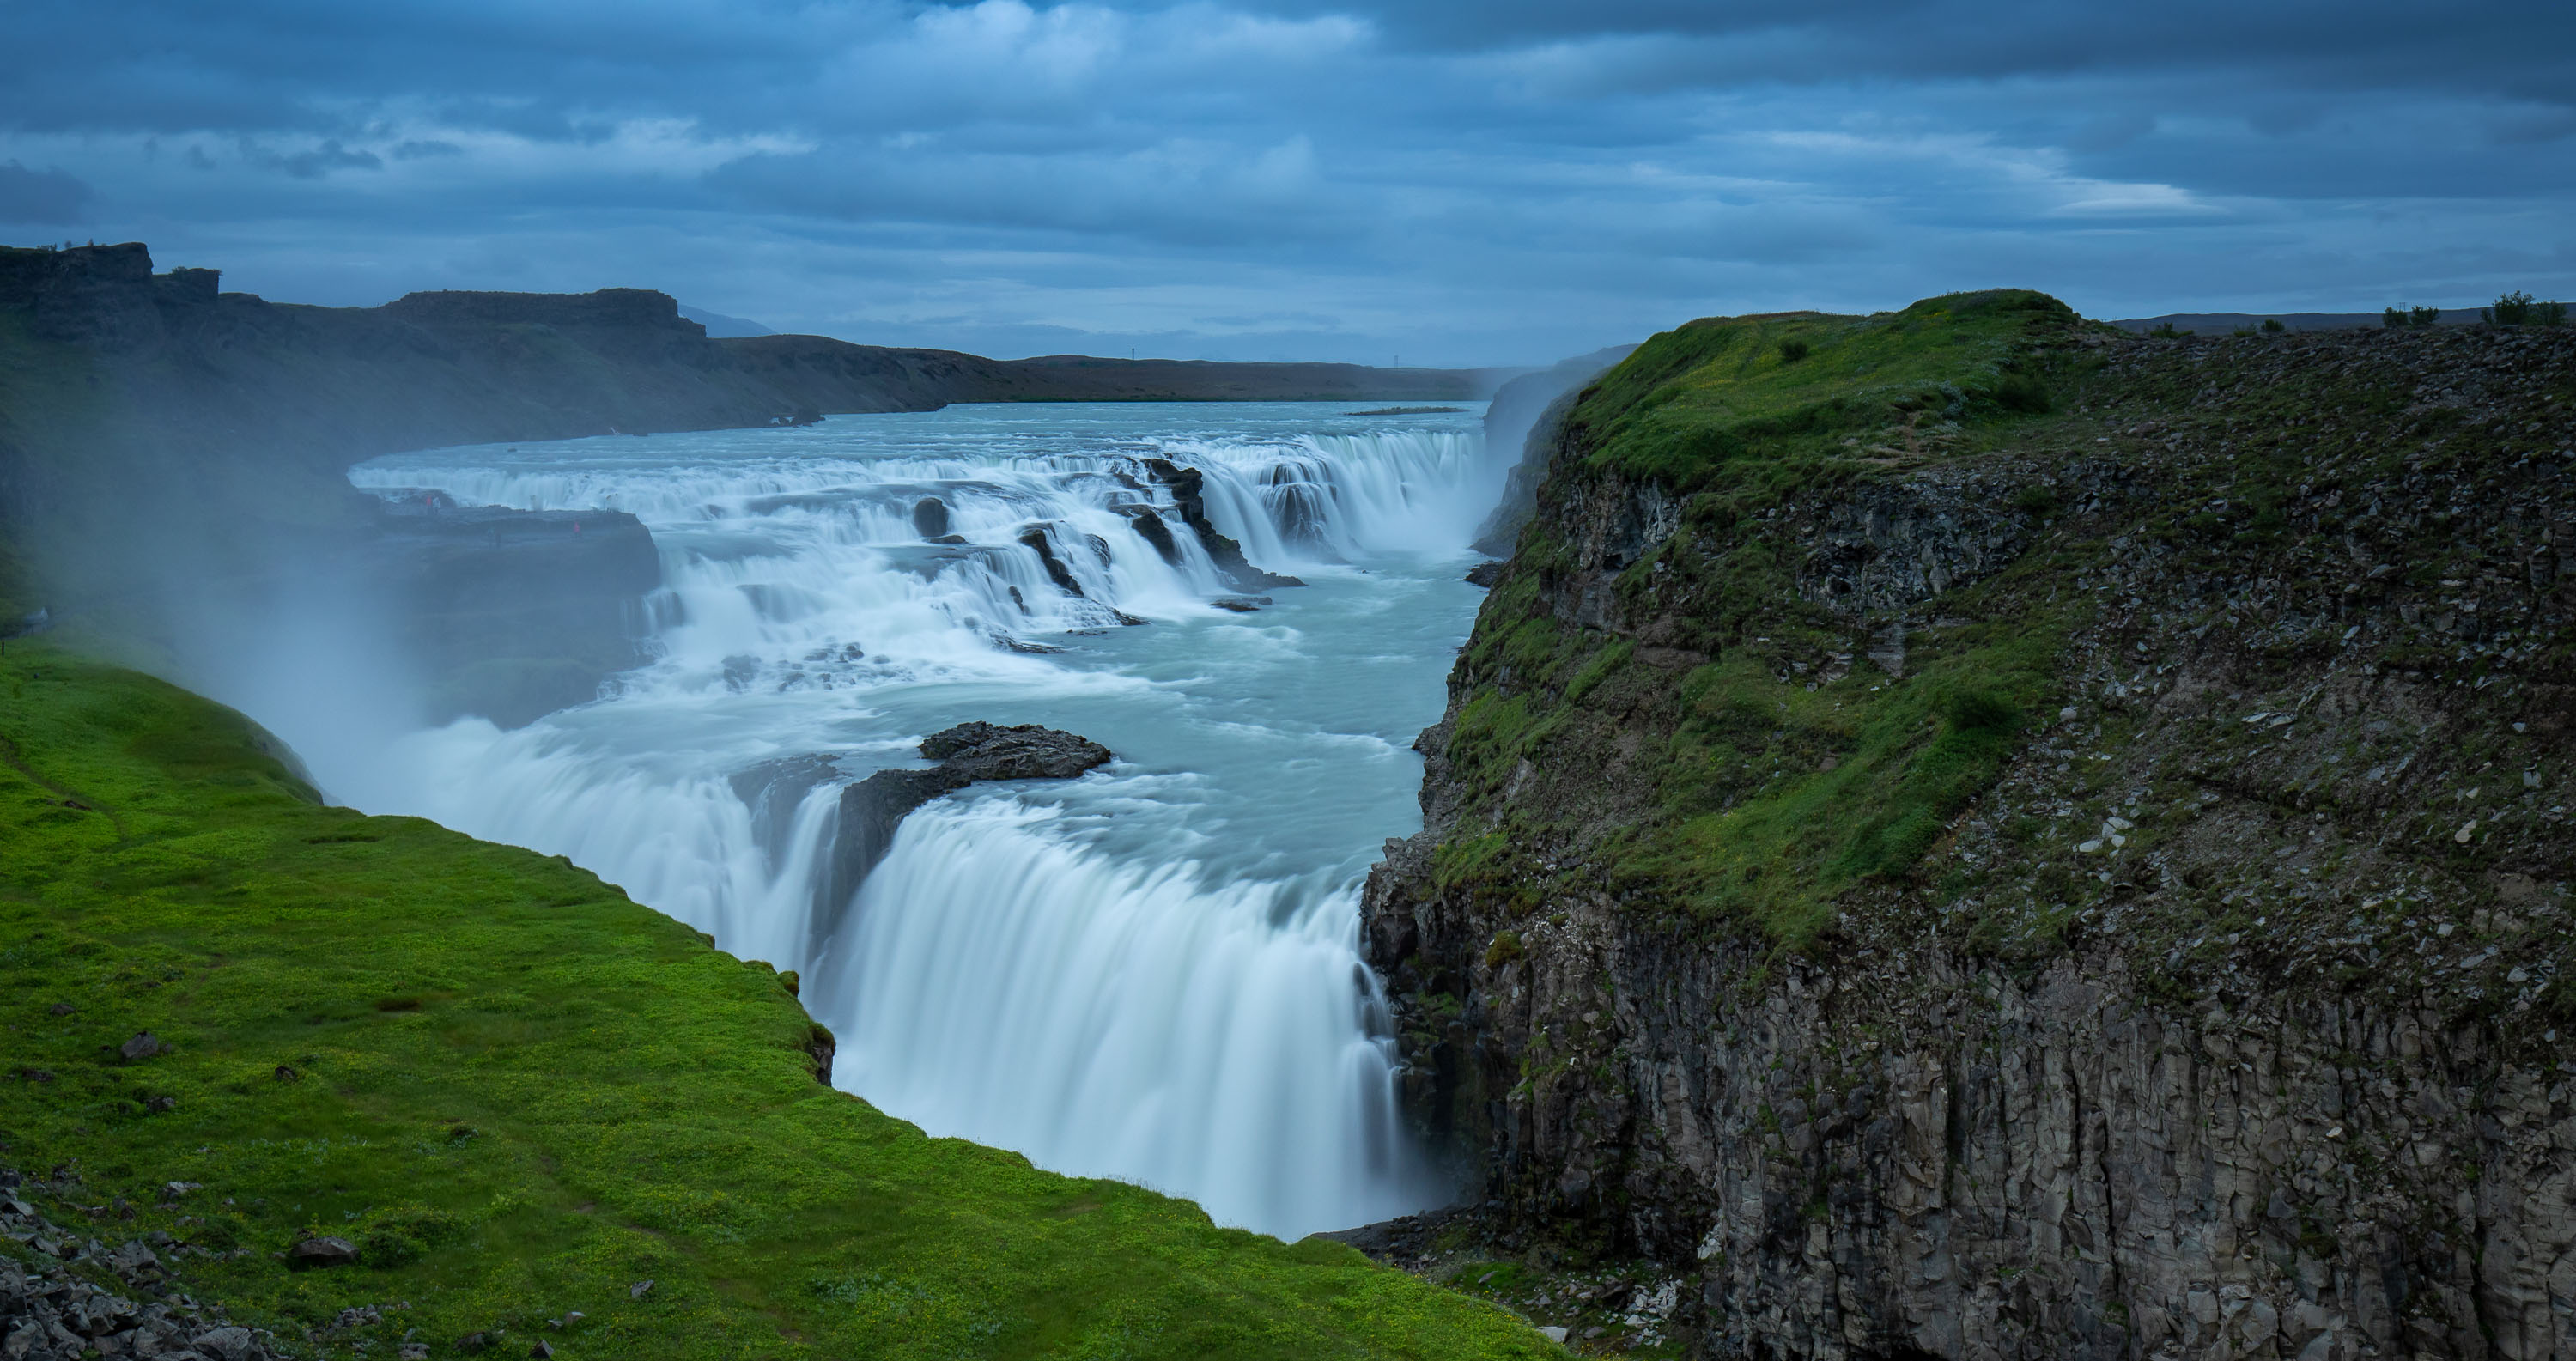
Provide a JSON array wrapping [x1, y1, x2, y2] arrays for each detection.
[[824, 723, 1113, 915], [1140, 458, 1304, 592]]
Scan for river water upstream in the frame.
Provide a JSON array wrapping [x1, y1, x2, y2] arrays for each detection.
[[317, 401, 1497, 1239]]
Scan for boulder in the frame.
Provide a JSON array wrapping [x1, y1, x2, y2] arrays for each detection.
[[287, 1236, 357, 1268], [920, 722, 1112, 781], [191, 1326, 256, 1360]]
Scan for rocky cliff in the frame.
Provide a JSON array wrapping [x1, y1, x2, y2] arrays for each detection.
[[1363, 293, 2576, 1359]]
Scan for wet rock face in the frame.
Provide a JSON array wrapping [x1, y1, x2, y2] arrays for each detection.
[[918, 721, 1113, 781], [1375, 897, 2576, 1361], [1018, 526, 1089, 598], [1364, 324, 2576, 1360], [361, 498, 662, 727], [1794, 476, 2033, 614], [821, 723, 1112, 921], [1138, 458, 1303, 592]]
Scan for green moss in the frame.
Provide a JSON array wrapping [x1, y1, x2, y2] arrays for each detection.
[[1565, 290, 2087, 489], [0, 643, 1550, 1359], [1425, 294, 2095, 949]]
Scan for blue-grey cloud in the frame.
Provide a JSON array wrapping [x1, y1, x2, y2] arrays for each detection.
[[0, 161, 93, 222], [0, 0, 2567, 365]]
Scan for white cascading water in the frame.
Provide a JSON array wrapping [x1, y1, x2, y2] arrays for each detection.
[[318, 404, 1501, 1239]]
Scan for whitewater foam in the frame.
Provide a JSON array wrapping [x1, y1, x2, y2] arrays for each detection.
[[325, 402, 1499, 1237]]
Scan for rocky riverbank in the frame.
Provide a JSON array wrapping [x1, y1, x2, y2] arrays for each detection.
[[1360, 297, 2576, 1359]]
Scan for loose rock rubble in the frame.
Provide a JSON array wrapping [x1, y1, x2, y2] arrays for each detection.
[[3, 1177, 289, 1361]]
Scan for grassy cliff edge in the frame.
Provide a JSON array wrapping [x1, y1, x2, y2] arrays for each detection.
[[0, 643, 1551, 1359]]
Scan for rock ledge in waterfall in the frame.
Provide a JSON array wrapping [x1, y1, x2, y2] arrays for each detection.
[[1139, 457, 1305, 592], [827, 723, 1112, 908]]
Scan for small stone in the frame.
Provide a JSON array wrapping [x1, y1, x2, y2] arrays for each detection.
[[401, 1347, 431, 1361], [2454, 820, 2477, 843], [119, 1033, 163, 1062], [562, 1312, 584, 1326], [47, 1003, 73, 1016], [1538, 1325, 1569, 1343], [458, 1333, 491, 1353], [2078, 840, 2103, 854], [274, 1065, 300, 1082], [629, 1279, 654, 1299], [530, 1341, 555, 1358], [2526, 770, 2543, 788], [288, 1236, 359, 1268]]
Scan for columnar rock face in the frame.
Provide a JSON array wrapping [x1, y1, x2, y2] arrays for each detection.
[[361, 499, 662, 726], [1364, 313, 2576, 1360]]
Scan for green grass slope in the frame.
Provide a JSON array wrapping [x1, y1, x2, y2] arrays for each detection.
[[1444, 291, 2093, 945], [0, 644, 1547, 1359]]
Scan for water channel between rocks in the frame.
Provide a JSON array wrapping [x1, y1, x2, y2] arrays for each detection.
[[316, 401, 1499, 1239]]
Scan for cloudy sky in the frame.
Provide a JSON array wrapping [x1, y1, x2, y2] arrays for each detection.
[[2, 0, 2568, 365]]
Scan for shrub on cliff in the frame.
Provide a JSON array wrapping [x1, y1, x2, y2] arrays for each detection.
[[1994, 371, 2053, 413]]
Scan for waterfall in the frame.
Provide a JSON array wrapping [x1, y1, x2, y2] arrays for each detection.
[[838, 799, 1423, 1238], [331, 404, 1498, 1238]]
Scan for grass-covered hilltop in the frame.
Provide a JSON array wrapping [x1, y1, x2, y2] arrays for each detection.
[[1362, 291, 2576, 1360], [0, 245, 1553, 1360]]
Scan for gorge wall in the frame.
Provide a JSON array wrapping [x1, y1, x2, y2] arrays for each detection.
[[1364, 295, 2576, 1360]]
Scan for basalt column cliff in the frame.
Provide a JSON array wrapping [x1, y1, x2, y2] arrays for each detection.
[[1364, 293, 2576, 1361]]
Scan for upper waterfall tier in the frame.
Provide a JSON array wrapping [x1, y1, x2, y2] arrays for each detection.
[[325, 401, 1500, 1241]]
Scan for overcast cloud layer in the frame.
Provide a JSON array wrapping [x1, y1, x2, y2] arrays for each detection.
[[3, 0, 2569, 365]]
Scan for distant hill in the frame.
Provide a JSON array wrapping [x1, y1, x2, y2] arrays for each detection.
[[677, 302, 776, 337]]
